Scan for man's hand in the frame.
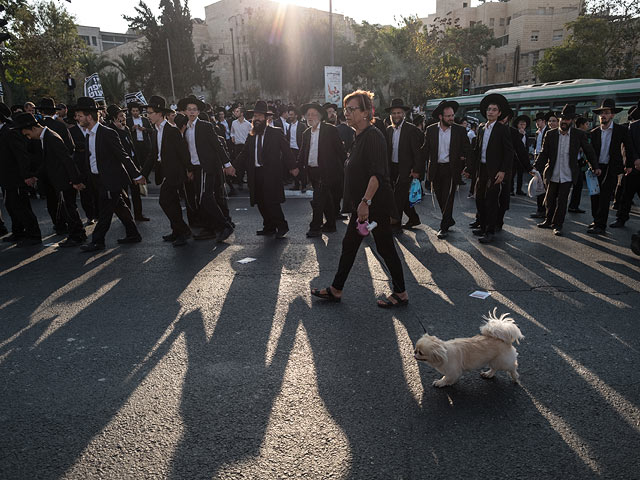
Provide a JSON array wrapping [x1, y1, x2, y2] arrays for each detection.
[[462, 168, 471, 179], [187, 171, 194, 181], [410, 170, 420, 179], [357, 201, 369, 222], [224, 165, 236, 177], [136, 177, 147, 185], [635, 159, 640, 171], [24, 177, 37, 187], [494, 171, 505, 184], [290, 168, 299, 177], [625, 167, 633, 175], [595, 169, 602, 176], [72, 183, 86, 191]]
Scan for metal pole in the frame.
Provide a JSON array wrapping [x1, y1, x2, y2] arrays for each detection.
[[230, 27, 237, 91], [329, 0, 334, 65], [166, 38, 176, 102]]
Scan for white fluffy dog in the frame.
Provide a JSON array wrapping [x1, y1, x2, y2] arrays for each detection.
[[414, 308, 524, 387]]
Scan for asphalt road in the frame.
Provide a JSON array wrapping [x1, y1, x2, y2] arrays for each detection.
[[1, 185, 639, 480]]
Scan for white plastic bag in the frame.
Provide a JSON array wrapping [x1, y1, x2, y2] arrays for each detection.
[[527, 171, 546, 198], [585, 169, 600, 196]]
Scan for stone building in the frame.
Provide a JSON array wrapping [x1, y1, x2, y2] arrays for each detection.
[[421, 0, 583, 91], [76, 25, 140, 54]]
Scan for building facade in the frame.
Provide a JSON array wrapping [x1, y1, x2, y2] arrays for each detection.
[[77, 25, 140, 54], [421, 0, 583, 91]]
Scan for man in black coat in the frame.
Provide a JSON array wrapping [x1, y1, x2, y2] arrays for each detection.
[[0, 105, 42, 245], [286, 105, 308, 192], [385, 98, 423, 231], [464, 93, 514, 244], [611, 103, 640, 229], [15, 113, 86, 247], [422, 100, 471, 238], [68, 108, 97, 222], [531, 111, 556, 218], [73, 97, 145, 252], [298, 103, 346, 237], [588, 99, 633, 234], [534, 104, 598, 235], [235, 101, 298, 239], [178, 95, 236, 243], [36, 97, 75, 153], [126, 102, 153, 169]]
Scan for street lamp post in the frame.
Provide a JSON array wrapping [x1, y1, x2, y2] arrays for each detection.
[[166, 38, 176, 102], [329, 0, 334, 65]]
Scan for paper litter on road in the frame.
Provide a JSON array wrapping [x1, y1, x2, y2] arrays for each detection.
[[469, 290, 492, 299], [237, 257, 257, 264]]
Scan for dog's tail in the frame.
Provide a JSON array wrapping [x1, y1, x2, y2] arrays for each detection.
[[480, 308, 524, 344]]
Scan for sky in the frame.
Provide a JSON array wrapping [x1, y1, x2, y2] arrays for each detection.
[[51, 0, 439, 32]]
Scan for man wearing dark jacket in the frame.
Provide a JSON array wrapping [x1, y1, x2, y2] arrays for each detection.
[[68, 108, 97, 222], [534, 104, 597, 235], [126, 102, 153, 169], [298, 103, 346, 237], [385, 98, 423, 231], [422, 100, 471, 238], [464, 93, 514, 244], [611, 103, 640, 229]]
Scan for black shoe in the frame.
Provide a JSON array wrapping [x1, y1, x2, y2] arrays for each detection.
[[516, 190, 526, 196], [80, 242, 105, 252], [0, 225, 8, 236], [469, 220, 481, 228], [301, 188, 307, 194], [306, 229, 322, 238], [436, 229, 448, 239], [530, 212, 545, 219], [227, 188, 237, 196], [256, 229, 276, 236], [16, 237, 42, 247], [275, 227, 289, 239], [553, 228, 563, 236], [609, 219, 625, 228], [336, 214, 348, 220], [58, 237, 85, 248], [587, 222, 596, 229], [85, 219, 95, 226], [172, 235, 189, 247], [402, 220, 420, 229], [587, 226, 605, 235], [495, 225, 503, 232], [568, 207, 585, 213], [216, 226, 234, 243], [321, 224, 337, 233], [117, 235, 142, 244], [163, 233, 178, 242], [510, 191, 515, 196], [54, 227, 69, 235], [135, 216, 150, 222], [472, 228, 485, 236], [193, 230, 217, 241], [2, 234, 24, 243], [478, 232, 494, 244], [631, 234, 640, 256], [537, 222, 553, 229]]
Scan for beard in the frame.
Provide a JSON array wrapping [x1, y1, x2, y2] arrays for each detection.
[[252, 119, 266, 135], [560, 122, 570, 132], [441, 118, 452, 128]]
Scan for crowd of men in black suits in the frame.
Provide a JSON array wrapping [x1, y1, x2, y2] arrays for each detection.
[[0, 91, 639, 256]]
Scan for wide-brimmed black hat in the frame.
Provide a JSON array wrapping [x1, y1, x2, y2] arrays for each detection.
[[55, 103, 67, 111], [593, 98, 622, 114], [143, 95, 172, 114], [215, 106, 226, 114], [544, 111, 558, 122], [11, 112, 40, 130], [385, 98, 412, 113], [480, 93, 509, 119], [0, 102, 11, 121], [36, 97, 57, 113], [127, 101, 144, 111], [285, 104, 300, 115], [558, 104, 577, 119], [628, 105, 640, 121], [177, 95, 206, 112], [247, 100, 274, 116], [301, 102, 327, 121], [174, 113, 188, 129], [501, 106, 514, 122], [535, 112, 546, 121], [106, 104, 125, 120], [512, 114, 531, 129], [322, 102, 338, 111], [431, 100, 459, 119], [75, 96, 100, 112]]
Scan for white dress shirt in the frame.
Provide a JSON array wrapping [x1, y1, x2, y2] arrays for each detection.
[[39, 126, 49, 151], [254, 134, 264, 167], [156, 119, 167, 162], [308, 125, 320, 167], [536, 126, 546, 155], [231, 118, 251, 144], [279, 116, 289, 136], [391, 120, 403, 164], [598, 122, 613, 165], [481, 121, 495, 164], [467, 129, 476, 142], [88, 122, 100, 174], [185, 117, 200, 166], [132, 116, 144, 141], [437, 124, 451, 163], [551, 129, 572, 183], [289, 121, 299, 150]]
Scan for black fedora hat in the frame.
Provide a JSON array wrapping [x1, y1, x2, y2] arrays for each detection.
[[74, 96, 100, 112], [246, 100, 274, 116], [285, 104, 300, 115], [501, 106, 514, 122], [301, 102, 327, 121], [177, 95, 206, 112], [215, 106, 226, 114], [144, 95, 172, 113], [431, 99, 459, 119], [512, 114, 531, 129], [11, 112, 40, 130], [322, 102, 338, 111], [36, 97, 57, 113], [127, 101, 144, 111], [593, 98, 622, 114], [385, 98, 412, 113], [106, 104, 125, 120], [558, 104, 577, 119], [628, 105, 640, 121], [535, 112, 546, 121], [480, 93, 509, 119], [544, 110, 558, 122]]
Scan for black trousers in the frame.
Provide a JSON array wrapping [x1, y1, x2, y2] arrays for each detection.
[[497, 179, 511, 228], [201, 168, 233, 232], [123, 181, 143, 219], [254, 167, 287, 232], [332, 213, 406, 293], [616, 173, 640, 222], [433, 166, 456, 230], [42, 178, 65, 230], [59, 187, 86, 240], [510, 158, 524, 193], [3, 186, 41, 239], [90, 174, 139, 245], [544, 181, 572, 228], [536, 193, 546, 213], [308, 167, 335, 230], [232, 144, 246, 187], [568, 172, 585, 210], [475, 164, 502, 234], [160, 181, 191, 236], [390, 163, 419, 224], [590, 165, 618, 229], [132, 140, 149, 167], [184, 166, 203, 226]]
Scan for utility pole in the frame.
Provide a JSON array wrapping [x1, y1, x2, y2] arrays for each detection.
[[329, 0, 334, 65], [166, 38, 176, 102]]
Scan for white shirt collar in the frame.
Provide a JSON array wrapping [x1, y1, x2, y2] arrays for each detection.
[[600, 121, 613, 131], [393, 119, 404, 130], [40, 126, 48, 140], [188, 117, 198, 128], [89, 122, 100, 134], [158, 119, 167, 129]]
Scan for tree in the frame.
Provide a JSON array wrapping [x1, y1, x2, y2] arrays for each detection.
[[110, 53, 146, 92], [100, 70, 125, 104], [79, 52, 112, 77]]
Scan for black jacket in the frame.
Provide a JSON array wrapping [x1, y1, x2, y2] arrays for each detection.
[[142, 122, 191, 187], [126, 115, 153, 145], [386, 120, 423, 179], [68, 124, 87, 170], [0, 122, 31, 188], [297, 122, 346, 187], [627, 120, 640, 166], [336, 123, 355, 153], [187, 118, 231, 174], [38, 128, 81, 191], [286, 120, 306, 151], [534, 127, 597, 185], [88, 123, 141, 192], [236, 126, 296, 206], [510, 126, 532, 176], [590, 123, 632, 177], [469, 121, 514, 179], [41, 116, 74, 154], [422, 122, 471, 182]]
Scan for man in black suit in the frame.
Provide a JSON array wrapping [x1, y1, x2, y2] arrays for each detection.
[[611, 103, 640, 229], [15, 113, 86, 247], [73, 97, 145, 252], [36, 97, 74, 153], [235, 101, 299, 239], [286, 105, 308, 192], [422, 100, 471, 238], [588, 99, 632, 234], [298, 103, 346, 237], [0, 105, 42, 246], [464, 93, 514, 244], [126, 102, 153, 171], [178, 95, 236, 243], [68, 107, 97, 223], [534, 104, 597, 235], [385, 98, 423, 231], [531, 111, 557, 218], [141, 96, 193, 247]]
